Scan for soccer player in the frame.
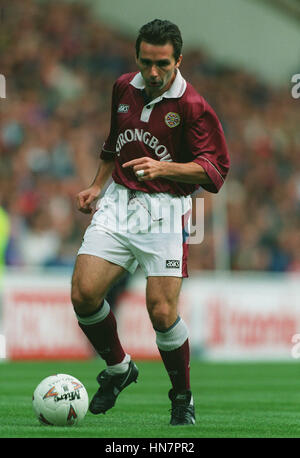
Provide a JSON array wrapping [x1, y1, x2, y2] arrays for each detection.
[[71, 19, 230, 425]]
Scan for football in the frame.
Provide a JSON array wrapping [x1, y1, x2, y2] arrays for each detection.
[[32, 374, 89, 426]]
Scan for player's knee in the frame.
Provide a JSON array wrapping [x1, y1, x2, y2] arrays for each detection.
[[147, 302, 174, 330], [71, 281, 102, 315]]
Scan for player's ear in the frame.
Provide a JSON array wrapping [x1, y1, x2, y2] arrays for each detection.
[[175, 55, 183, 69]]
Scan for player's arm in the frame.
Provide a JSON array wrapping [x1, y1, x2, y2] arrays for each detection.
[[122, 157, 212, 185], [156, 160, 212, 184], [76, 159, 114, 214]]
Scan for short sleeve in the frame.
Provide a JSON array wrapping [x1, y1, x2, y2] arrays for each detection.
[[185, 104, 230, 193], [100, 82, 119, 160]]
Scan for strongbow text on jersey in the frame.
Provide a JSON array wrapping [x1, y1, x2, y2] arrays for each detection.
[[116, 128, 172, 161]]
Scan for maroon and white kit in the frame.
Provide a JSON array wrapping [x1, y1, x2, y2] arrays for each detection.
[[78, 70, 230, 278]]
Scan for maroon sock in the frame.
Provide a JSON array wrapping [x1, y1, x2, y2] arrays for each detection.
[[159, 338, 191, 392], [78, 309, 126, 365]]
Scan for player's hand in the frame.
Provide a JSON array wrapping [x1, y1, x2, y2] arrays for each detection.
[[76, 185, 101, 214], [122, 157, 164, 181]]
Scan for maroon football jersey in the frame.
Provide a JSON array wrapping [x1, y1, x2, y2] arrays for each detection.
[[100, 70, 230, 196]]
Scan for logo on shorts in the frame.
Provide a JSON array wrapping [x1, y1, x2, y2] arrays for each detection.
[[118, 104, 130, 113], [165, 112, 180, 128], [166, 260, 180, 268]]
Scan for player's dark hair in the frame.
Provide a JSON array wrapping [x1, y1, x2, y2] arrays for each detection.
[[136, 19, 183, 62]]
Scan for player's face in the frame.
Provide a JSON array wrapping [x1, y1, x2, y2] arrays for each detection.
[[136, 41, 182, 98]]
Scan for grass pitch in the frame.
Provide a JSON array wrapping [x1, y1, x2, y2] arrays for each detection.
[[0, 359, 300, 439]]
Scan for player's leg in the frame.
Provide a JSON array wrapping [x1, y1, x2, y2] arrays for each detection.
[[146, 275, 195, 425], [71, 253, 125, 316], [71, 254, 127, 365], [72, 182, 141, 414], [133, 189, 194, 424], [71, 254, 138, 414], [146, 276, 190, 393]]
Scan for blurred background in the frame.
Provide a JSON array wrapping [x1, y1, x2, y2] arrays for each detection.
[[0, 0, 300, 361]]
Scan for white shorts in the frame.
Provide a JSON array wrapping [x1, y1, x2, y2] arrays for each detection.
[[78, 182, 192, 277]]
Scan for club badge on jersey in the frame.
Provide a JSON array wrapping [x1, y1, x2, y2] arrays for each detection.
[[164, 112, 181, 128]]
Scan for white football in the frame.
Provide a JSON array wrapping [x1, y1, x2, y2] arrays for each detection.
[[32, 374, 89, 426]]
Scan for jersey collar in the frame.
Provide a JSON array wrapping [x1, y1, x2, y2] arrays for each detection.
[[130, 69, 187, 99]]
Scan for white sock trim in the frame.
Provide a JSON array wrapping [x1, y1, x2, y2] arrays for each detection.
[[106, 354, 131, 375], [76, 299, 110, 325], [155, 317, 189, 351]]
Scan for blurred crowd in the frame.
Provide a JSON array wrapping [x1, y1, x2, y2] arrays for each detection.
[[0, 0, 299, 272]]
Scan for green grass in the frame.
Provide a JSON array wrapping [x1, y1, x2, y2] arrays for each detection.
[[0, 359, 300, 438]]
